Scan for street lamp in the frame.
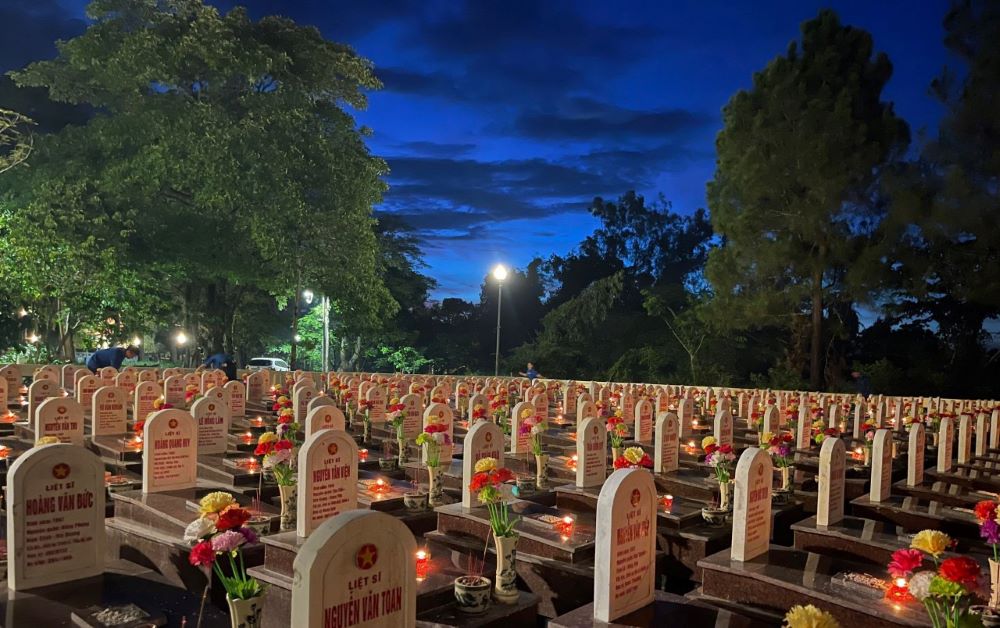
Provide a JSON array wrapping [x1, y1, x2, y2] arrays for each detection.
[[492, 265, 508, 376], [175, 331, 188, 346], [303, 290, 314, 305], [132, 336, 142, 347]]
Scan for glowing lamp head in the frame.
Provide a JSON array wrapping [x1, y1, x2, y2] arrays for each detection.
[[175, 331, 188, 346], [492, 265, 508, 281]]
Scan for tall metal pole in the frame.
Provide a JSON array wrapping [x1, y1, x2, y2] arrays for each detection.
[[494, 281, 503, 376], [321, 295, 330, 372]]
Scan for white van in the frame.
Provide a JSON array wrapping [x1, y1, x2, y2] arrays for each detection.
[[246, 357, 290, 371]]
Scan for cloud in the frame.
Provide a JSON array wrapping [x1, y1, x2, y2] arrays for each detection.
[[512, 97, 714, 141], [392, 140, 477, 157]]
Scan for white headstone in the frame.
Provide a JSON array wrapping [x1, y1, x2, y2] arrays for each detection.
[[461, 421, 504, 509], [35, 398, 84, 446], [937, 417, 954, 474], [957, 415, 972, 464], [366, 386, 387, 424], [634, 399, 653, 444], [290, 510, 417, 628], [731, 448, 772, 562], [422, 403, 454, 464], [714, 408, 733, 449], [816, 437, 845, 527], [134, 381, 161, 422], [593, 468, 656, 622], [304, 405, 346, 439], [907, 423, 925, 487], [399, 393, 423, 440], [75, 374, 100, 410], [576, 416, 608, 488], [510, 401, 534, 454], [976, 413, 988, 457], [870, 429, 892, 502], [763, 405, 780, 436], [246, 371, 268, 403], [191, 393, 231, 455], [653, 412, 679, 474], [142, 409, 197, 494], [28, 379, 57, 423], [577, 399, 597, 425], [7, 444, 105, 590], [677, 398, 693, 438], [92, 386, 127, 436], [297, 429, 358, 538], [294, 384, 317, 425], [0, 365, 19, 402], [225, 380, 246, 418]]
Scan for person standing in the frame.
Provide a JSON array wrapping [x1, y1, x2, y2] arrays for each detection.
[[203, 351, 238, 382], [519, 362, 541, 382], [86, 345, 139, 374]]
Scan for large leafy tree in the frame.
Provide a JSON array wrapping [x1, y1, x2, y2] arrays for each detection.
[[706, 10, 909, 388], [6, 0, 390, 359]]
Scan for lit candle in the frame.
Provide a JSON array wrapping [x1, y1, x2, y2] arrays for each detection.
[[251, 416, 264, 427], [0, 446, 11, 459], [661, 494, 674, 512], [415, 549, 430, 579], [568, 454, 578, 469], [556, 515, 575, 538], [359, 448, 369, 462], [241, 432, 254, 444]]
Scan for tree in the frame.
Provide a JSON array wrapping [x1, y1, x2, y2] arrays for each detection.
[[705, 9, 909, 388], [0, 109, 34, 174], [7, 0, 391, 359]]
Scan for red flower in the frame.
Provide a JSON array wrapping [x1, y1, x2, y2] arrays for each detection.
[[161, 403, 174, 410], [254, 442, 274, 456], [274, 439, 293, 451], [614, 456, 629, 469], [719, 444, 733, 455], [425, 423, 448, 434], [216, 506, 251, 532], [975, 500, 997, 522], [271, 403, 282, 411], [494, 468, 515, 484], [888, 548, 923, 578], [704, 444, 718, 455], [781, 433, 794, 442], [939, 556, 980, 588], [189, 540, 216, 567], [133, 421, 145, 435], [277, 414, 293, 425], [824, 428, 838, 436], [469, 473, 490, 492]]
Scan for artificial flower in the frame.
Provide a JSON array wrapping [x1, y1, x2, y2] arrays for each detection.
[[623, 447, 645, 464], [701, 436, 717, 449], [975, 500, 997, 522], [938, 556, 980, 588], [211, 529, 247, 553], [475, 457, 498, 473], [183, 517, 217, 542], [888, 548, 923, 578], [911, 529, 951, 559], [199, 491, 237, 517], [257, 432, 278, 445], [982, 518, 1000, 546], [215, 506, 252, 532], [907, 571, 934, 601], [35, 436, 60, 446], [782, 604, 839, 628], [189, 540, 216, 567]]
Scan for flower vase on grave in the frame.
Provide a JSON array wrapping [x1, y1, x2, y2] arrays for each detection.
[[534, 454, 548, 488], [932, 432, 940, 448], [719, 479, 733, 512], [991, 559, 1000, 609], [773, 465, 794, 505], [493, 533, 520, 604], [611, 447, 623, 464], [863, 447, 871, 467], [227, 594, 263, 628], [278, 483, 297, 531], [397, 438, 408, 465], [427, 465, 444, 506], [781, 466, 791, 491]]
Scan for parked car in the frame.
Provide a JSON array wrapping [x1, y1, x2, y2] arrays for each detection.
[[246, 357, 290, 371]]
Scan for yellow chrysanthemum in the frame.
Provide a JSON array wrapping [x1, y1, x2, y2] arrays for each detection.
[[198, 491, 237, 517], [277, 395, 289, 404], [623, 447, 644, 464], [520, 407, 534, 420], [258, 432, 278, 445], [35, 436, 60, 446], [185, 384, 198, 393], [474, 457, 498, 473], [760, 432, 774, 445], [911, 529, 951, 558], [152, 397, 165, 409], [783, 604, 839, 628], [279, 407, 294, 417], [701, 436, 717, 449]]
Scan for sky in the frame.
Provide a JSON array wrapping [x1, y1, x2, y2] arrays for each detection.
[[1, 0, 952, 299]]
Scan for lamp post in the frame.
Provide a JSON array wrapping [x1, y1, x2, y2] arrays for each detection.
[[492, 265, 508, 376]]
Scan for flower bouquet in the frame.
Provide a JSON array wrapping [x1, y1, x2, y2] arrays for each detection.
[[613, 446, 652, 469], [185, 384, 200, 405], [702, 436, 735, 515], [519, 412, 548, 486], [271, 394, 292, 414], [387, 400, 408, 465], [255, 431, 298, 529], [782, 604, 839, 628], [471, 404, 487, 423], [489, 395, 509, 432], [186, 492, 263, 624], [416, 421, 451, 505], [358, 399, 373, 443], [765, 431, 794, 499], [976, 500, 1000, 608], [888, 530, 985, 628], [605, 414, 628, 459], [814, 427, 839, 446], [468, 457, 519, 603]]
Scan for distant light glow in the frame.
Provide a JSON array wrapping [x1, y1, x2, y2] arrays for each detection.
[[492, 265, 508, 281]]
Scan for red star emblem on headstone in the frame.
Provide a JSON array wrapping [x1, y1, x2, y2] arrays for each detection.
[[57, 406, 66, 414], [169, 418, 178, 429], [630, 488, 641, 508], [328, 443, 339, 456], [52, 463, 70, 479], [485, 432, 492, 443], [208, 404, 215, 412], [356, 544, 378, 569]]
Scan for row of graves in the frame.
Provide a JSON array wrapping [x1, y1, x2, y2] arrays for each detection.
[[0, 362, 997, 626]]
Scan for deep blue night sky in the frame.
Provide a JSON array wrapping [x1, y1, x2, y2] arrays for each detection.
[[2, 0, 950, 299]]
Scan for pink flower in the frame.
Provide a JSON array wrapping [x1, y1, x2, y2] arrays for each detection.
[[211, 530, 246, 553], [888, 548, 924, 578]]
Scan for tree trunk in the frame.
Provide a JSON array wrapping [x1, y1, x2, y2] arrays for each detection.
[[810, 267, 824, 390]]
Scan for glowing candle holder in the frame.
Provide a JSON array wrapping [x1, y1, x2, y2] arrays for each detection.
[[660, 494, 674, 512], [0, 446, 11, 459], [250, 416, 265, 428], [555, 515, 575, 538], [415, 549, 430, 580], [370, 478, 391, 494], [240, 458, 261, 473], [359, 448, 369, 462], [240, 432, 254, 445], [885, 577, 911, 603], [567, 454, 578, 470], [0, 411, 16, 424], [126, 435, 143, 451]]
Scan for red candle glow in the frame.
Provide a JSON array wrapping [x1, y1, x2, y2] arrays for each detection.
[[415, 549, 430, 579], [240, 432, 254, 444], [661, 494, 674, 512], [359, 448, 369, 462]]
